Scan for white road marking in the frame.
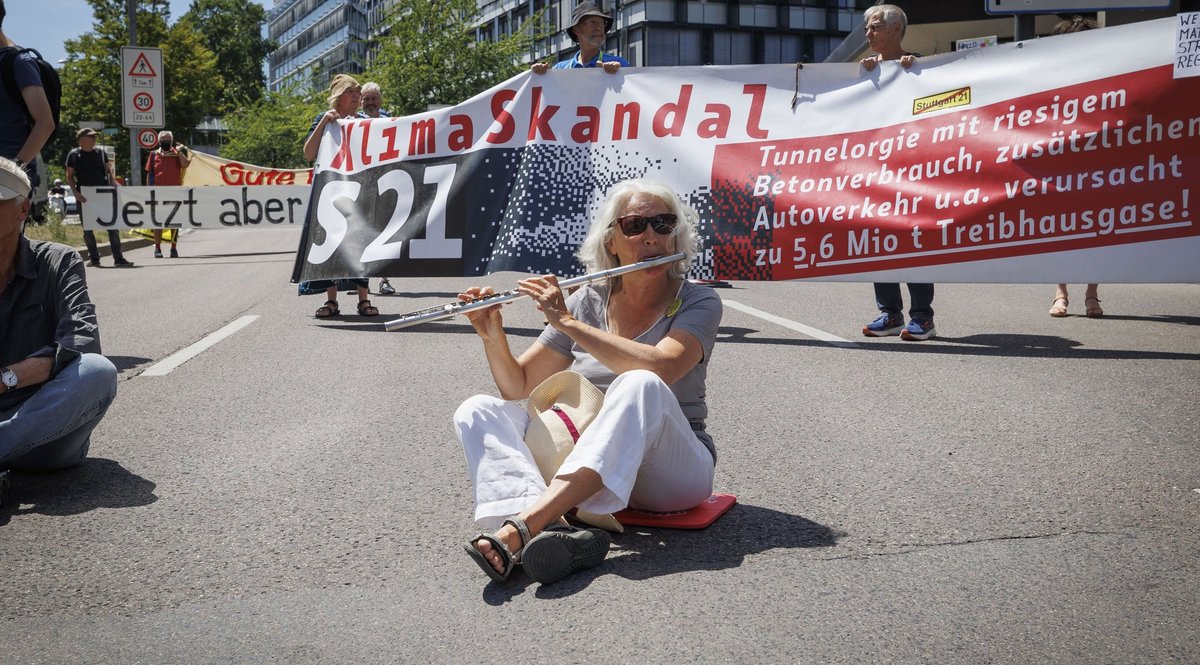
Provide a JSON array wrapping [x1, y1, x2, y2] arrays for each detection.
[[722, 300, 859, 348], [140, 315, 259, 377]]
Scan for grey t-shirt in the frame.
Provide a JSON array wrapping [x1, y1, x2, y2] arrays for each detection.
[[537, 279, 722, 460]]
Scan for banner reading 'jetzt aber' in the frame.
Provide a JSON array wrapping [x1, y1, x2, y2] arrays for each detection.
[[293, 18, 1199, 284]]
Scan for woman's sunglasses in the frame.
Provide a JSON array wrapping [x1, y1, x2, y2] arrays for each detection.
[[614, 213, 678, 236]]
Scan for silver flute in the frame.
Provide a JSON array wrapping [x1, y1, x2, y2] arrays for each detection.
[[383, 252, 687, 331]]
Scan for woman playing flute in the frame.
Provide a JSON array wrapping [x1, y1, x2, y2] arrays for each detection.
[[455, 179, 722, 584]]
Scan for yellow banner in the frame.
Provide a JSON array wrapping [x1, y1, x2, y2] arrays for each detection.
[[183, 151, 313, 187]]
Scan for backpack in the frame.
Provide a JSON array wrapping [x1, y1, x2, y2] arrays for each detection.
[[0, 46, 62, 141]]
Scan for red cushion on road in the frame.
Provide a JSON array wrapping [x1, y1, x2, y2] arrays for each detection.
[[614, 493, 736, 529]]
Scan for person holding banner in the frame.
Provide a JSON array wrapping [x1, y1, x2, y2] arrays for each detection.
[[530, 2, 629, 74], [857, 4, 935, 341], [144, 130, 191, 258], [455, 179, 721, 584], [302, 74, 376, 318], [1048, 15, 1103, 319], [357, 82, 396, 297]]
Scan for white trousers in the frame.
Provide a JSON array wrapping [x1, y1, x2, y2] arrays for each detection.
[[454, 370, 715, 530]]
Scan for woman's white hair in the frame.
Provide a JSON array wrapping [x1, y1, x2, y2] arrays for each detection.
[[576, 179, 700, 280], [864, 4, 907, 35]]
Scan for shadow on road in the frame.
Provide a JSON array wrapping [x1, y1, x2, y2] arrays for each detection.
[[717, 326, 1200, 361], [316, 322, 548, 337], [0, 458, 157, 526], [187, 251, 297, 258], [106, 355, 152, 372], [479, 503, 839, 603]]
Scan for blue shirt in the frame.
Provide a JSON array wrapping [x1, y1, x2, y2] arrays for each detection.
[[0, 51, 42, 159], [552, 51, 631, 69]]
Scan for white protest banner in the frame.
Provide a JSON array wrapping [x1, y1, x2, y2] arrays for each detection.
[[1177, 12, 1200, 78], [80, 185, 310, 230], [292, 17, 1199, 284]]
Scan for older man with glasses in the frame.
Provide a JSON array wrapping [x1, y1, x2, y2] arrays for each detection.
[[532, 2, 630, 74]]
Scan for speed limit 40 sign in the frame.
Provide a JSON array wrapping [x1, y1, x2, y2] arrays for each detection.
[[137, 128, 159, 149]]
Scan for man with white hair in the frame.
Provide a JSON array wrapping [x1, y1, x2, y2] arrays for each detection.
[[145, 129, 191, 258], [858, 4, 935, 341], [0, 156, 118, 477], [358, 82, 397, 295]]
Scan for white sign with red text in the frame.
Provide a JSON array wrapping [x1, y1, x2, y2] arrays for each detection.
[[293, 18, 1199, 283]]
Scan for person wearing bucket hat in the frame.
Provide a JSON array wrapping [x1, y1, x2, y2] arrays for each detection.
[[531, 2, 629, 74], [455, 179, 721, 585], [300, 74, 377, 319]]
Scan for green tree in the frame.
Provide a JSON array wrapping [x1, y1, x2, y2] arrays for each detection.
[[363, 0, 544, 116], [161, 17, 223, 132], [183, 0, 275, 113], [220, 87, 322, 168], [55, 0, 221, 178]]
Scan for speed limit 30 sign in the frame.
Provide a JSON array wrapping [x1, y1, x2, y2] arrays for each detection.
[[122, 47, 163, 128]]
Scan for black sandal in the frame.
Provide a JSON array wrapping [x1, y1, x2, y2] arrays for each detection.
[[357, 299, 379, 317], [315, 300, 340, 318], [464, 516, 532, 583]]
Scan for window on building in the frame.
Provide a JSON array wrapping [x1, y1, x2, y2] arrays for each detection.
[[739, 3, 777, 28], [711, 30, 753, 65], [648, 27, 703, 66], [687, 0, 727, 24], [645, 0, 675, 21], [763, 33, 803, 64]]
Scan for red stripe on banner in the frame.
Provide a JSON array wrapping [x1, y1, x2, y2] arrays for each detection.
[[710, 65, 1200, 281]]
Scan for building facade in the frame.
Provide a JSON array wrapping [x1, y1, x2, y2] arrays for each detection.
[[475, 0, 872, 68], [268, 0, 873, 93], [266, 0, 373, 92]]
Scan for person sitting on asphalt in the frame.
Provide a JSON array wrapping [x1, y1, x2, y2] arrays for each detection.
[[530, 2, 629, 74], [0, 155, 118, 472], [455, 179, 721, 585]]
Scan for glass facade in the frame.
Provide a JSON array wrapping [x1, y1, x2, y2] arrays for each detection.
[[267, 0, 372, 92], [475, 0, 872, 67], [269, 0, 872, 92]]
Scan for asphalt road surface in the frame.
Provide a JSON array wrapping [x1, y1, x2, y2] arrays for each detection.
[[2, 228, 1197, 663]]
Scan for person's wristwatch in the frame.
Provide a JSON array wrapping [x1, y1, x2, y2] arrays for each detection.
[[0, 367, 17, 392]]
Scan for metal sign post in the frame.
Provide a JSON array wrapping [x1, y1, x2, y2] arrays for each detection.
[[121, 46, 164, 186]]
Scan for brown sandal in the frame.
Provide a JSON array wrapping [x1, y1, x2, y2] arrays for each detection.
[[1049, 297, 1068, 317], [357, 299, 379, 317], [1085, 297, 1103, 318], [315, 300, 340, 318]]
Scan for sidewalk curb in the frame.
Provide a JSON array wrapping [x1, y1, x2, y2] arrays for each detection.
[[76, 236, 155, 260]]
